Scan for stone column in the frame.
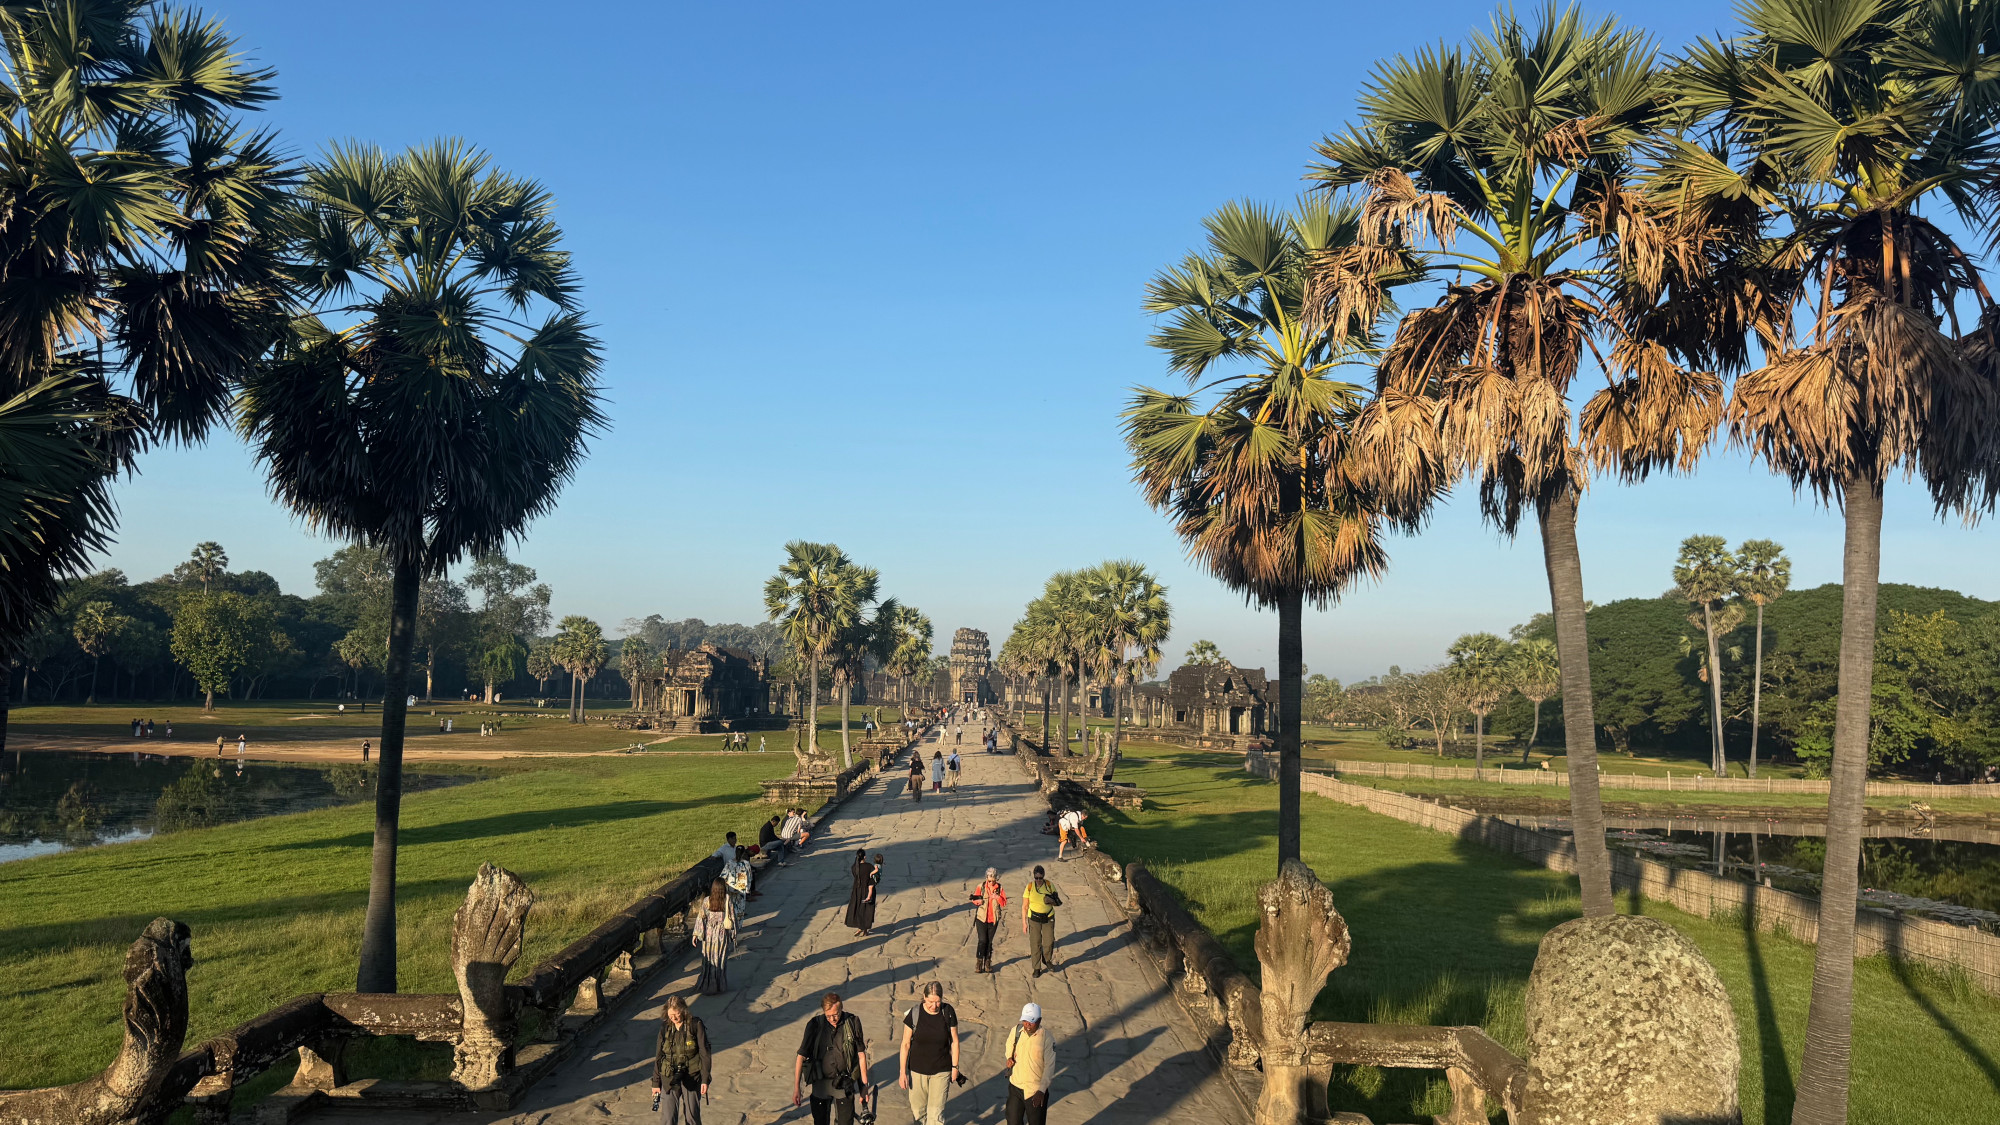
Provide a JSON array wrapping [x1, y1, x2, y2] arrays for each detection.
[[450, 863, 535, 1094], [1252, 861, 1350, 1125], [1522, 915, 1740, 1125]]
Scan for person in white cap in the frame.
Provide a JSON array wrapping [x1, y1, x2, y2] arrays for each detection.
[[1002, 1002, 1054, 1125]]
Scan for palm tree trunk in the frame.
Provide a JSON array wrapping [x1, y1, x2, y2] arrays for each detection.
[[1473, 711, 1484, 771], [87, 656, 99, 705], [807, 655, 822, 759], [1276, 585, 1304, 867], [1750, 603, 1766, 780], [1704, 603, 1726, 776], [357, 557, 420, 993], [1538, 489, 1614, 918], [1792, 478, 1881, 1125], [0, 670, 10, 755], [1040, 668, 1056, 748], [839, 673, 853, 768], [1522, 699, 1541, 766], [1058, 671, 1071, 754]]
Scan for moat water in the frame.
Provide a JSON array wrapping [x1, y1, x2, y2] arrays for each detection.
[[0, 749, 475, 864]]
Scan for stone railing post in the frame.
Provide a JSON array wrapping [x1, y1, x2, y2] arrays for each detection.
[[1253, 861, 1350, 1125], [0, 917, 192, 1125], [1522, 916, 1739, 1125], [450, 863, 535, 1097]]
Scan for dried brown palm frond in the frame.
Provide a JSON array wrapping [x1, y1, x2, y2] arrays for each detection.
[[1727, 293, 1997, 507], [1579, 338, 1725, 481], [1358, 167, 1458, 249], [1345, 386, 1450, 529]]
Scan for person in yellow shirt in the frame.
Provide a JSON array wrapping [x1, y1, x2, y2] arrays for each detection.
[[1003, 1002, 1054, 1124], [1019, 865, 1060, 977]]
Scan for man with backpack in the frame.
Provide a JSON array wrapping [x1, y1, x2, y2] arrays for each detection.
[[793, 992, 870, 1125], [1003, 1002, 1056, 1125], [1020, 865, 1062, 977]]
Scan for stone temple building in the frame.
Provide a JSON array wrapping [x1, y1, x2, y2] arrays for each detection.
[[640, 644, 773, 732], [946, 627, 997, 705]]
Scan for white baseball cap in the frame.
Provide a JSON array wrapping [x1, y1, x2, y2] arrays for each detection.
[[1020, 1002, 1042, 1022]]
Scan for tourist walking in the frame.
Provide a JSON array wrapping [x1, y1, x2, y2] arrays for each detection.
[[793, 992, 869, 1125], [215, 736, 225, 757], [692, 879, 735, 993], [898, 982, 960, 1125], [907, 756, 924, 802], [652, 995, 712, 1124], [721, 846, 754, 911], [1020, 865, 1061, 977], [929, 751, 945, 793], [844, 849, 877, 936], [1002, 1003, 1055, 1125], [235, 734, 246, 757], [360, 739, 370, 762], [944, 750, 960, 792], [968, 867, 1006, 973], [1056, 809, 1090, 860]]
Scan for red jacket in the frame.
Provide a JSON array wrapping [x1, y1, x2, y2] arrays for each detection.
[[971, 881, 1008, 924]]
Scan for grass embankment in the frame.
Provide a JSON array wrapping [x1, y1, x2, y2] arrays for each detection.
[[1092, 748, 2000, 1125], [1301, 723, 1816, 780], [9, 699, 654, 757], [0, 754, 795, 1090], [1324, 774, 2000, 818]]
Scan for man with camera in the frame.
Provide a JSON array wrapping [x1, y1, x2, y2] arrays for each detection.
[[898, 981, 961, 1125], [1002, 1002, 1055, 1125], [794, 991, 871, 1125], [651, 995, 710, 1124]]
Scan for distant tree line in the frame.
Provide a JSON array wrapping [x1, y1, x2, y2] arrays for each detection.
[[1315, 538, 2000, 780]]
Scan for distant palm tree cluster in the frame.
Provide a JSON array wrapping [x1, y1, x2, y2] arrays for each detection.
[[998, 562, 1170, 758], [763, 541, 931, 770], [1121, 4, 2000, 1120], [0, 3, 603, 995]]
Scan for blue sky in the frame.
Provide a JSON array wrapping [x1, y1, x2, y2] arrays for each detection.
[[102, 0, 2000, 682]]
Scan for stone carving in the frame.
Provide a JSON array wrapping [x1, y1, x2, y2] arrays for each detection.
[[1253, 860, 1351, 1125], [0, 917, 191, 1125], [1522, 915, 1741, 1125], [450, 863, 535, 1092]]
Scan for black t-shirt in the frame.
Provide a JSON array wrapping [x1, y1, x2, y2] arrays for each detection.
[[759, 821, 780, 845], [902, 1003, 957, 1075]]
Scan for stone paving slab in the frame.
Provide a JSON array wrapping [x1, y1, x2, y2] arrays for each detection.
[[301, 719, 1248, 1125]]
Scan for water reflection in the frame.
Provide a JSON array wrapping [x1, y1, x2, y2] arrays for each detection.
[[1498, 812, 2000, 929], [0, 750, 473, 863]]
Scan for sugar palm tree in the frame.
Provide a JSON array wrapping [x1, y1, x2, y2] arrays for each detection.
[[1182, 639, 1224, 665], [1083, 560, 1170, 757], [1003, 607, 1064, 749], [1124, 197, 1399, 868], [1658, 4, 2000, 1117], [619, 637, 653, 710], [1506, 637, 1561, 764], [1734, 539, 1790, 779], [238, 141, 603, 993], [72, 600, 132, 705], [1307, 7, 1713, 916], [1446, 632, 1509, 770], [0, 1, 288, 687], [883, 603, 933, 709], [1674, 535, 1744, 776], [829, 589, 890, 766], [553, 616, 606, 722], [764, 541, 870, 769]]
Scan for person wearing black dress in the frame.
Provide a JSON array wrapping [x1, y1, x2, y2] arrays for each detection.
[[844, 849, 878, 936], [906, 756, 924, 802]]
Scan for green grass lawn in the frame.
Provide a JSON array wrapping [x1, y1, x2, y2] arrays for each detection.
[[0, 753, 795, 1090], [1322, 773, 2000, 817], [1092, 749, 2000, 1125], [8, 698, 657, 756], [1300, 723, 1816, 780]]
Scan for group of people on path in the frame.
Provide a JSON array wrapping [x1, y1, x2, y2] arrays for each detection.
[[127, 717, 171, 739], [653, 709, 1073, 1125]]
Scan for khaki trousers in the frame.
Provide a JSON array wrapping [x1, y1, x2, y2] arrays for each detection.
[[905, 1070, 950, 1124]]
